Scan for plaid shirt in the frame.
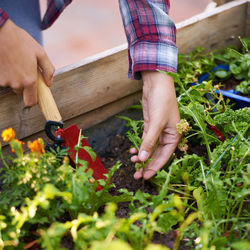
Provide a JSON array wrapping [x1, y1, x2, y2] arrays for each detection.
[[0, 0, 177, 79]]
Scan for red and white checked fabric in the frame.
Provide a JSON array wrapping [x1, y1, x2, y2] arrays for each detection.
[[0, 8, 8, 27], [119, 0, 177, 79], [0, 0, 177, 79]]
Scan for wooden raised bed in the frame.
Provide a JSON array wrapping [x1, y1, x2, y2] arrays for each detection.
[[0, 0, 249, 149]]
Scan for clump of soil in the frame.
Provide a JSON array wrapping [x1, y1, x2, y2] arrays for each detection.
[[100, 134, 158, 195]]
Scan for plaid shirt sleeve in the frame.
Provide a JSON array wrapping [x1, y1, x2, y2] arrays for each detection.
[[0, 8, 9, 27], [119, 0, 177, 80], [41, 0, 72, 30]]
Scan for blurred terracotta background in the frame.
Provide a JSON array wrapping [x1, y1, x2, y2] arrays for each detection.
[[40, 0, 214, 69]]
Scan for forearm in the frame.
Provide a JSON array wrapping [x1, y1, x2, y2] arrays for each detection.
[[118, 0, 178, 79]]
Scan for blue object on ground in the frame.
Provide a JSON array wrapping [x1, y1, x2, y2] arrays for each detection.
[[196, 64, 250, 108]]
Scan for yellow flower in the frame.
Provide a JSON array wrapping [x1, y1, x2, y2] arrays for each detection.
[[1, 128, 16, 142], [28, 138, 45, 154]]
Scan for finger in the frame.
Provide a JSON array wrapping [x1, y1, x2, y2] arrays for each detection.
[[131, 155, 139, 162], [11, 83, 23, 94], [23, 77, 38, 107], [37, 49, 55, 87], [134, 168, 143, 179], [142, 93, 149, 139], [137, 94, 153, 162], [138, 119, 163, 162], [7, 79, 23, 94], [143, 133, 180, 180], [129, 147, 138, 154], [0, 80, 8, 88], [143, 145, 175, 179]]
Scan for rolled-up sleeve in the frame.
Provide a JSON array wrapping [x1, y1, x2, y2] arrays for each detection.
[[119, 0, 177, 80], [41, 0, 72, 30], [0, 8, 9, 28]]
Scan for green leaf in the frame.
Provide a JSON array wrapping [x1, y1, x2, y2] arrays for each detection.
[[235, 80, 250, 94], [230, 63, 241, 75], [101, 193, 132, 204], [215, 70, 228, 78], [134, 190, 151, 204], [157, 212, 182, 234], [231, 241, 250, 250], [235, 72, 246, 80], [98, 179, 106, 187], [83, 146, 97, 162], [90, 240, 133, 250], [78, 159, 89, 168], [210, 237, 227, 248]]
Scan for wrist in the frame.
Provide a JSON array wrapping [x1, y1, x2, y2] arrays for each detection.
[[141, 70, 175, 91]]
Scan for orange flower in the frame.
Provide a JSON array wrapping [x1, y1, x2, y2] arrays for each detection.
[[11, 139, 25, 154], [1, 128, 16, 142], [28, 138, 45, 154]]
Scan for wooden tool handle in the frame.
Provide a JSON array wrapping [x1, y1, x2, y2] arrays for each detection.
[[37, 71, 62, 122]]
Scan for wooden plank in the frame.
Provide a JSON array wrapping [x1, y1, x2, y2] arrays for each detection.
[[246, 1, 250, 37], [0, 45, 142, 143], [0, 0, 248, 147], [0, 91, 142, 157], [176, 0, 248, 53], [213, 0, 234, 6], [63, 91, 142, 131]]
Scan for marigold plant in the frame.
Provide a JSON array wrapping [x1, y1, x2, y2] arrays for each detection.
[[1, 128, 16, 142], [28, 138, 45, 154], [11, 139, 25, 153]]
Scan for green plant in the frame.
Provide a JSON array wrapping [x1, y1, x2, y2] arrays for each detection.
[[118, 43, 250, 248], [0, 130, 132, 249], [1, 39, 250, 250]]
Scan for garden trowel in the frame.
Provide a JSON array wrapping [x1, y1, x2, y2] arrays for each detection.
[[37, 71, 108, 182]]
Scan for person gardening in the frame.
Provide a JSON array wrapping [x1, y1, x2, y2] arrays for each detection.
[[0, 0, 181, 180]]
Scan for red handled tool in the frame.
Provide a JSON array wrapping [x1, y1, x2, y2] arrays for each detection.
[[37, 71, 108, 183]]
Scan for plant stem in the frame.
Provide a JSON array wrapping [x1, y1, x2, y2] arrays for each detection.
[[168, 186, 192, 197], [74, 129, 82, 166], [229, 197, 244, 235], [200, 160, 208, 193], [157, 166, 173, 204], [173, 212, 199, 250], [184, 201, 198, 214], [206, 135, 238, 177], [173, 73, 213, 163], [0, 146, 9, 169]]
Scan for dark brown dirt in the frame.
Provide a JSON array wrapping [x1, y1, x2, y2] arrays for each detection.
[[221, 78, 239, 91], [221, 78, 250, 98], [98, 133, 203, 249], [27, 131, 202, 250], [101, 134, 158, 195]]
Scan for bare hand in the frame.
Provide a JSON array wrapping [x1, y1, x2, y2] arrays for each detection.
[[130, 71, 181, 180], [0, 19, 55, 106]]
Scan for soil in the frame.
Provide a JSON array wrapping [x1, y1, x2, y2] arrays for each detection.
[[82, 107, 211, 250], [98, 133, 206, 250], [53, 132, 194, 250], [221, 78, 239, 91], [221, 77, 250, 98], [17, 108, 206, 249]]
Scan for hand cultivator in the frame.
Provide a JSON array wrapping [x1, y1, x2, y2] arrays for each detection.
[[38, 71, 108, 182]]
